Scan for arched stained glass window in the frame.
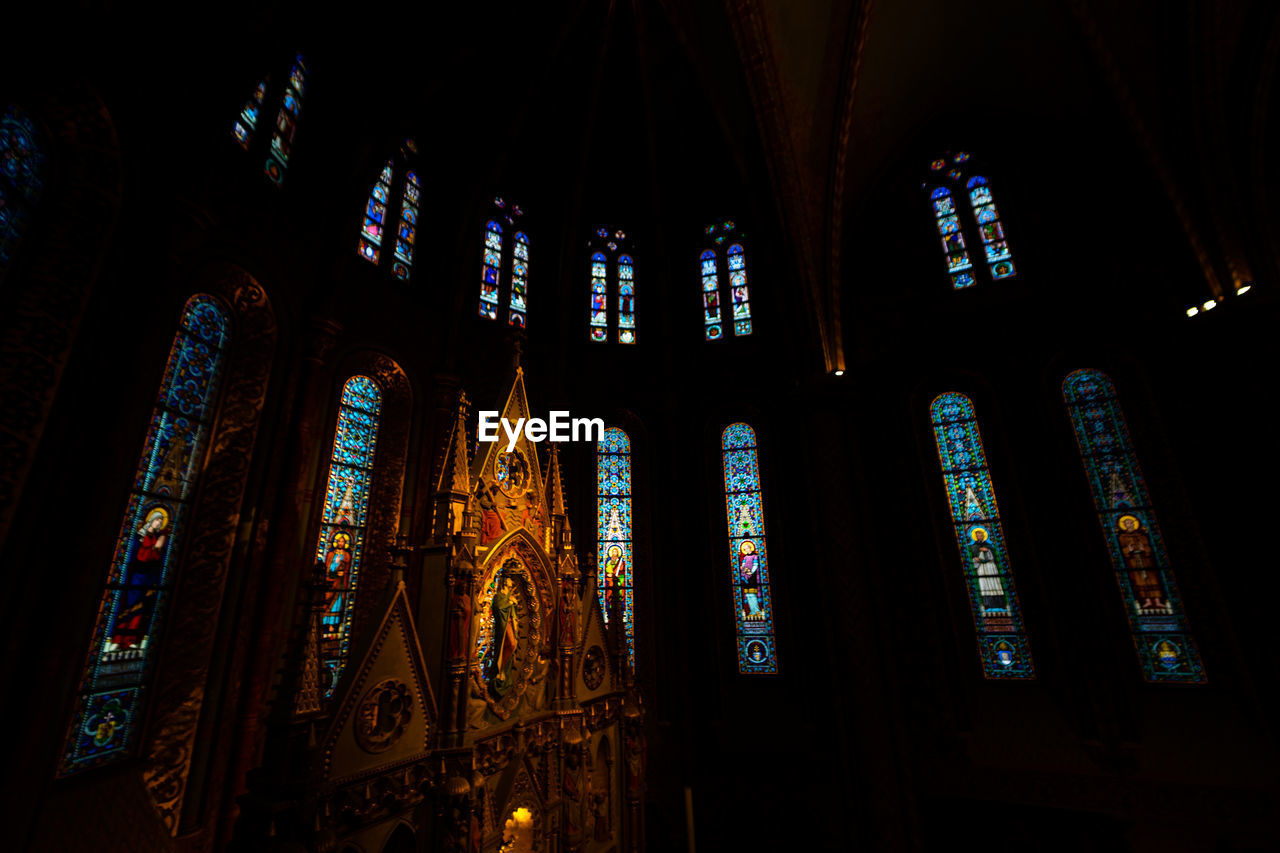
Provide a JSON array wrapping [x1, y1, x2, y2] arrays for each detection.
[[1, 104, 46, 284], [967, 177, 1014, 280], [597, 428, 634, 670], [264, 54, 307, 186], [314, 375, 383, 696], [699, 249, 721, 340], [727, 243, 752, 336], [509, 231, 529, 327], [358, 160, 394, 265], [929, 393, 1035, 679], [60, 295, 230, 775], [588, 227, 634, 343], [721, 423, 777, 674], [393, 170, 419, 279], [480, 220, 503, 319], [1062, 369, 1205, 683], [617, 254, 635, 344], [701, 221, 753, 338], [589, 251, 608, 341], [232, 77, 268, 151], [925, 152, 1015, 288]]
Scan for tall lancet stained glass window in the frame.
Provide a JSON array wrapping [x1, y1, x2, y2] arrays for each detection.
[[232, 77, 268, 150], [925, 151, 1015, 289], [264, 54, 307, 186], [1062, 369, 1205, 683], [357, 141, 420, 280], [61, 295, 230, 775], [314, 375, 383, 696], [721, 423, 777, 674], [588, 227, 635, 343], [929, 393, 1035, 679], [1, 104, 46, 284], [478, 196, 528, 325], [597, 428, 635, 671], [700, 221, 753, 339]]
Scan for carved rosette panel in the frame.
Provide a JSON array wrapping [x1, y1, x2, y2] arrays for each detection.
[[346, 352, 412, 646], [0, 83, 122, 544], [354, 678, 414, 753], [140, 267, 276, 832]]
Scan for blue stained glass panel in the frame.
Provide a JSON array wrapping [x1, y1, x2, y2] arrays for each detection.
[[480, 221, 503, 318], [597, 428, 635, 670], [1062, 369, 1205, 683], [721, 423, 778, 674], [61, 295, 230, 775], [930, 392, 1035, 679], [264, 55, 307, 186]]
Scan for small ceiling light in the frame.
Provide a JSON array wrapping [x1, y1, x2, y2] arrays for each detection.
[[833, 370, 845, 376], [1202, 299, 1217, 311], [1237, 284, 1252, 295], [1185, 306, 1199, 317]]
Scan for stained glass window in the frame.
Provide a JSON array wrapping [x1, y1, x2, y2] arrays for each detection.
[[358, 160, 394, 266], [393, 171, 419, 279], [721, 423, 777, 674], [597, 428, 634, 670], [589, 251, 608, 342], [617, 254, 636, 344], [587, 228, 633, 343], [232, 78, 268, 151], [509, 231, 529, 327], [701, 221, 752, 338], [1, 104, 45, 284], [480, 220, 503, 319], [61, 295, 230, 775], [929, 393, 1035, 679], [700, 250, 722, 340], [314, 375, 383, 697], [925, 152, 1014, 288], [1062, 369, 1205, 683], [264, 54, 307, 187]]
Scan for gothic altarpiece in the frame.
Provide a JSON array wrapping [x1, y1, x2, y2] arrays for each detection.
[[234, 370, 644, 853]]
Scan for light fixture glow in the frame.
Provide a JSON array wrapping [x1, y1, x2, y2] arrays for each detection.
[[1202, 300, 1216, 311], [834, 370, 845, 376], [1237, 284, 1252, 295], [1185, 307, 1199, 317]]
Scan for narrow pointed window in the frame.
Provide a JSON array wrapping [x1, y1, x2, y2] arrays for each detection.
[[929, 392, 1035, 678], [1062, 369, 1205, 683], [480, 220, 503, 319], [617, 254, 636, 344], [597, 427, 634, 670], [701, 221, 753, 338], [509, 231, 529, 327], [393, 170, 419, 280], [589, 250, 608, 341], [721, 423, 778, 674], [357, 160, 394, 266], [0, 104, 45, 284], [314, 376, 383, 696], [60, 295, 230, 774], [264, 54, 307, 186], [232, 78, 268, 151], [925, 152, 1015, 288]]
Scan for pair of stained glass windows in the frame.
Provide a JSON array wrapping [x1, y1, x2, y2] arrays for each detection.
[[926, 151, 1015, 289], [929, 373, 1204, 683], [232, 53, 308, 187], [357, 140, 420, 281], [588, 228, 636, 344], [700, 221, 753, 340], [478, 197, 530, 327]]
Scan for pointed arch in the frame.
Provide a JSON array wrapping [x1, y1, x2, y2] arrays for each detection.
[[929, 392, 1035, 678], [1062, 369, 1205, 683], [509, 230, 529, 327], [700, 249, 722, 340], [930, 186, 974, 289], [358, 160, 394, 265], [392, 169, 419, 279], [967, 176, 1014, 280], [480, 219, 503, 319], [721, 423, 777, 674], [727, 242, 752, 336], [925, 152, 1015, 288], [597, 427, 634, 671], [264, 53, 307, 186]]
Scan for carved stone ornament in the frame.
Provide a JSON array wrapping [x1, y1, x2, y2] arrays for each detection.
[[583, 645, 606, 690], [354, 678, 414, 753]]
